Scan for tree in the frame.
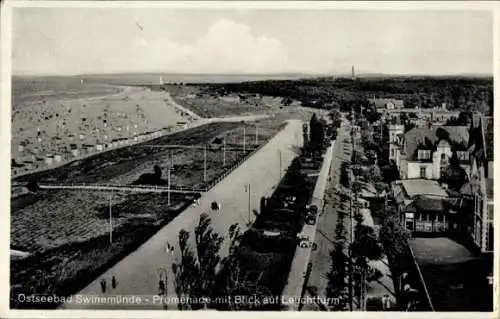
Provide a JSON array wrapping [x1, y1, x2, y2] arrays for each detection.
[[326, 243, 348, 309], [350, 224, 383, 311], [439, 152, 468, 191], [172, 230, 199, 310], [172, 214, 224, 310], [302, 124, 309, 150], [309, 113, 326, 153], [445, 111, 472, 126], [329, 110, 342, 128], [378, 208, 411, 280], [365, 165, 382, 184]]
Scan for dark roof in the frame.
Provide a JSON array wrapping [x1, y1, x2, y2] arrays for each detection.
[[460, 182, 479, 197], [413, 195, 448, 212], [403, 126, 469, 160]]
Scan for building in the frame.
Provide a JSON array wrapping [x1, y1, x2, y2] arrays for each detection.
[[460, 116, 494, 253], [378, 106, 460, 127], [391, 179, 457, 234], [369, 98, 404, 111], [388, 124, 405, 167], [396, 125, 470, 180]]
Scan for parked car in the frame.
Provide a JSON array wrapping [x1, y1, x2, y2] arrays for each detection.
[[305, 215, 316, 225], [299, 240, 311, 248]]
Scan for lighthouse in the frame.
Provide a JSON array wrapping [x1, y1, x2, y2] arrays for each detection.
[[351, 65, 356, 80]]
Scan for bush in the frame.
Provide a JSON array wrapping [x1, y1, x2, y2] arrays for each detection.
[[366, 296, 383, 311], [239, 229, 297, 254]]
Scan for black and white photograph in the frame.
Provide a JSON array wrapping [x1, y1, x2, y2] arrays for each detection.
[[2, 1, 497, 316]]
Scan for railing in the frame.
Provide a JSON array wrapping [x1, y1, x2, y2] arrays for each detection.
[[414, 221, 447, 233], [37, 183, 203, 194]]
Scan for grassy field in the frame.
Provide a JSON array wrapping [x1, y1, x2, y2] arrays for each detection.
[[10, 193, 191, 309], [167, 84, 290, 118]]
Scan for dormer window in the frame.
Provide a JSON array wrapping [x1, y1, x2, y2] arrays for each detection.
[[418, 149, 431, 160], [457, 151, 469, 161]]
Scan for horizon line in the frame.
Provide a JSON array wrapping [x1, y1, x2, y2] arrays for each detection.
[[12, 71, 494, 78]]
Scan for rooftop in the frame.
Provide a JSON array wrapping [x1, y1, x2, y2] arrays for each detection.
[[403, 126, 469, 160], [368, 98, 404, 109], [410, 237, 493, 311], [398, 179, 449, 198], [407, 195, 451, 213]]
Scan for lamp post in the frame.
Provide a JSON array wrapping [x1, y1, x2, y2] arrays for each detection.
[[203, 144, 207, 182], [278, 149, 283, 180], [109, 192, 113, 245], [243, 127, 246, 153], [245, 184, 251, 224], [255, 125, 259, 145], [223, 136, 226, 167], [167, 167, 171, 205]]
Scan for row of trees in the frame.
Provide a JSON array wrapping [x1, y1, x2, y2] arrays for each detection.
[[325, 151, 385, 311], [203, 77, 493, 114]]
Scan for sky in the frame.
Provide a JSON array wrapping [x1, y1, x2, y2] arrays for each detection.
[[12, 8, 493, 76]]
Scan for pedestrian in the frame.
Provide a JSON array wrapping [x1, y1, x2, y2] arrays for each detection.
[[111, 276, 117, 289], [159, 279, 165, 295], [100, 279, 107, 293], [382, 294, 391, 310]]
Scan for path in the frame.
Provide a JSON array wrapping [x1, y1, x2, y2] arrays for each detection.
[[164, 92, 203, 121], [62, 119, 303, 310]]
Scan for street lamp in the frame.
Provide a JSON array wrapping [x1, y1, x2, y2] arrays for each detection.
[[109, 192, 113, 245]]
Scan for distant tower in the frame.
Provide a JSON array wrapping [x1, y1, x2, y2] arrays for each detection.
[[159, 76, 164, 86], [351, 65, 356, 80], [80, 77, 84, 85]]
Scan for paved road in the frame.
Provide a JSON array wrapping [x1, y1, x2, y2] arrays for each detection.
[[301, 120, 351, 311], [281, 141, 334, 310], [62, 119, 303, 310]]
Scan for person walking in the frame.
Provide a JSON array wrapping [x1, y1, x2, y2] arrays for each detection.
[[100, 279, 107, 293], [158, 279, 165, 295], [111, 276, 117, 289]]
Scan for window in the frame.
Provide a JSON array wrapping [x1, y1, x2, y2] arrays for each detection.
[[420, 166, 427, 178], [457, 151, 469, 161], [418, 149, 431, 160], [487, 204, 494, 220]]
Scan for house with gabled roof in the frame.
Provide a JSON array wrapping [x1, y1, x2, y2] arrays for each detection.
[[395, 125, 470, 182], [391, 179, 460, 234]]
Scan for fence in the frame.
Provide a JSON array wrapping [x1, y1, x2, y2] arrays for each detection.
[[199, 124, 288, 192], [37, 183, 202, 194]]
